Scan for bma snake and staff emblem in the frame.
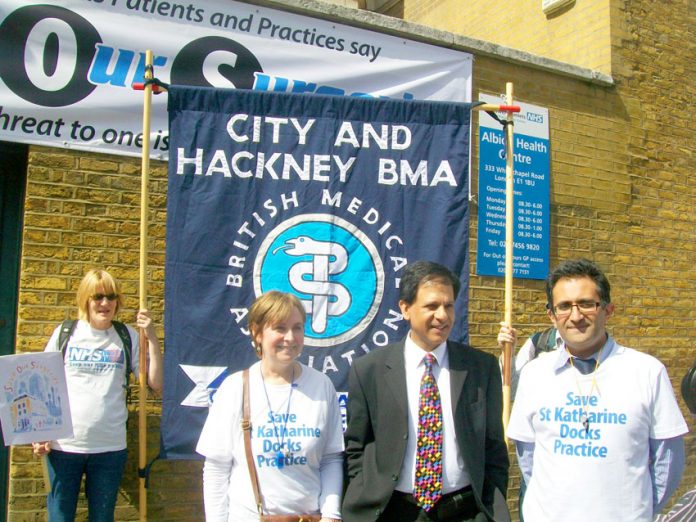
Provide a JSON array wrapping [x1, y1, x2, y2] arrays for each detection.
[[254, 213, 386, 347], [273, 236, 351, 334]]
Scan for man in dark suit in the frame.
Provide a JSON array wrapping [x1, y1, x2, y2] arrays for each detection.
[[343, 261, 509, 522]]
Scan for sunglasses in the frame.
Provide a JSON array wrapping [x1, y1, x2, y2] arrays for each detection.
[[91, 293, 118, 301]]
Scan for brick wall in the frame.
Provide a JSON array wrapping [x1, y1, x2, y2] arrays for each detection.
[[403, 0, 613, 75], [610, 0, 696, 500], [11, 149, 176, 521], [16, 149, 167, 354], [9, 0, 695, 520], [467, 0, 695, 517]]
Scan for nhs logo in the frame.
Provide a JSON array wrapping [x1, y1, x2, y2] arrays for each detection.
[[526, 111, 544, 124]]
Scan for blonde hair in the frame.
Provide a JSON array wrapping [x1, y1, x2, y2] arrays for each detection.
[[76, 269, 124, 321], [248, 291, 306, 357]]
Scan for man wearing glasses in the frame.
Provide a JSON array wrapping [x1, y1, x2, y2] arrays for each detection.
[[507, 258, 688, 522]]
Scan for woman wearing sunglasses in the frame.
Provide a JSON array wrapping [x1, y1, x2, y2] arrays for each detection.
[[32, 268, 163, 522]]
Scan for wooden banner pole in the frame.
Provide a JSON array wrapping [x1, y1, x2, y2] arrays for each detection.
[[472, 88, 520, 439], [502, 82, 515, 439], [137, 49, 154, 522]]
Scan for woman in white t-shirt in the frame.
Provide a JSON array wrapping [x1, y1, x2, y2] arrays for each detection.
[[32, 269, 163, 522], [197, 291, 344, 522]]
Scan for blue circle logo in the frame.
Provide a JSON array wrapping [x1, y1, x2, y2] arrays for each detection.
[[254, 214, 384, 347]]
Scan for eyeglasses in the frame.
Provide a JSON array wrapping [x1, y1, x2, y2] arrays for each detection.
[[91, 293, 118, 301], [551, 300, 601, 317]]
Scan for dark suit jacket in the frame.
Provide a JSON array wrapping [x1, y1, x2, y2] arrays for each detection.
[[343, 339, 509, 522]]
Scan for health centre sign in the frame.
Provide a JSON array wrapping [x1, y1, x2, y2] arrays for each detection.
[[476, 94, 550, 280]]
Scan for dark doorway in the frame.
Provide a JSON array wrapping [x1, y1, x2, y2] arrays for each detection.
[[0, 140, 28, 522]]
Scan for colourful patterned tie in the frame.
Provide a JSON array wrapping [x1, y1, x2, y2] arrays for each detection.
[[413, 353, 443, 511]]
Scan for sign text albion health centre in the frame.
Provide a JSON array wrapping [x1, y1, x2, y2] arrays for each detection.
[[477, 94, 551, 280]]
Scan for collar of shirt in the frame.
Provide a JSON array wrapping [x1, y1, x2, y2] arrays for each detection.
[[404, 333, 449, 373], [552, 335, 617, 373]]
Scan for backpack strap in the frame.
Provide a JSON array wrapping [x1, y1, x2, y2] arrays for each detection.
[[530, 330, 542, 356], [544, 327, 558, 351], [111, 320, 133, 384], [531, 327, 557, 358], [58, 320, 78, 360]]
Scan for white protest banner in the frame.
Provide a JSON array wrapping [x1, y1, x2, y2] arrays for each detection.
[[0, 352, 72, 446], [0, 0, 472, 158]]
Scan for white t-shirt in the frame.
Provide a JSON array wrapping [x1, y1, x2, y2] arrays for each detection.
[[499, 328, 562, 397], [44, 319, 139, 453], [507, 339, 688, 522], [196, 361, 344, 522]]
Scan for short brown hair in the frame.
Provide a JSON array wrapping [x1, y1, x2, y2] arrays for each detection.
[[399, 261, 460, 305], [545, 258, 611, 309], [76, 269, 124, 322], [247, 291, 306, 357]]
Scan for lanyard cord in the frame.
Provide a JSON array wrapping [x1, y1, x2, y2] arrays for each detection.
[[567, 347, 602, 433], [260, 365, 295, 468]]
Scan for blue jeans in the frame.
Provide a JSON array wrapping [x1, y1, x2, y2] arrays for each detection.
[[46, 449, 128, 522]]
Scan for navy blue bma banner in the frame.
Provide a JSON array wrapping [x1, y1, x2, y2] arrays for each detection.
[[161, 86, 471, 459]]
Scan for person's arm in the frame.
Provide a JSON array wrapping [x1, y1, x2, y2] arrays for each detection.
[[344, 362, 372, 482], [32, 326, 63, 455], [483, 355, 510, 507], [135, 309, 163, 394], [31, 441, 51, 456], [318, 377, 345, 522], [497, 323, 518, 388], [318, 451, 344, 522], [515, 441, 535, 485], [196, 376, 240, 519], [202, 457, 232, 522], [654, 488, 696, 522], [650, 436, 686, 514], [497, 323, 535, 397]]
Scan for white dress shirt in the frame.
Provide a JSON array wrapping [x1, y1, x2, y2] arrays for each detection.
[[395, 333, 471, 494]]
